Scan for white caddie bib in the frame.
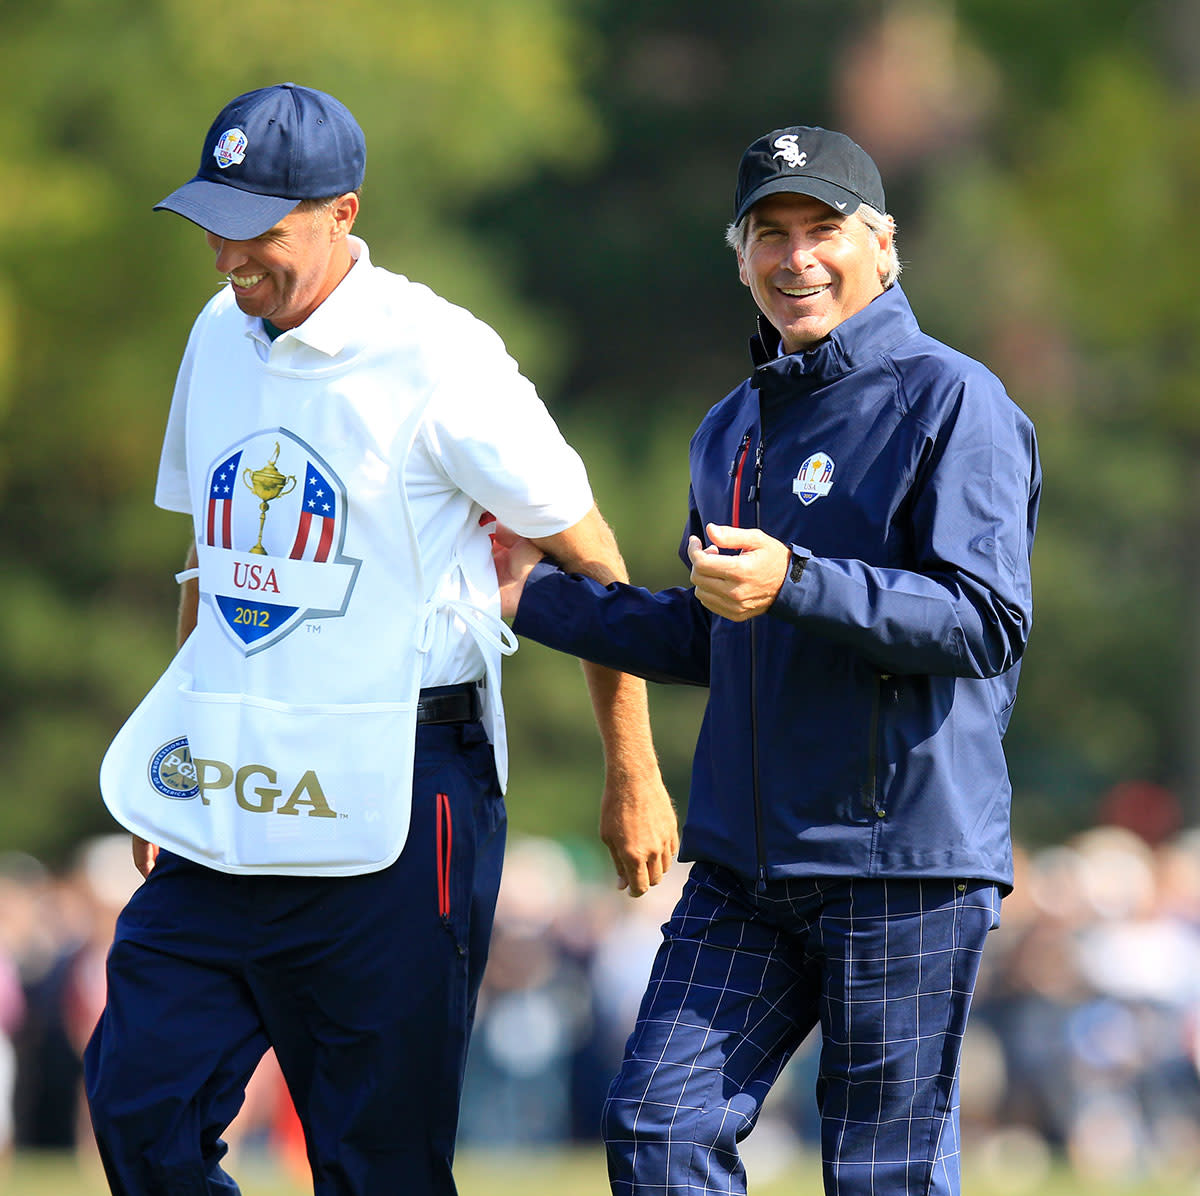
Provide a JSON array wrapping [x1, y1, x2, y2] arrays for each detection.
[[100, 261, 512, 875]]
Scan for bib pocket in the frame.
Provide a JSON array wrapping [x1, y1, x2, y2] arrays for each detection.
[[175, 684, 420, 874]]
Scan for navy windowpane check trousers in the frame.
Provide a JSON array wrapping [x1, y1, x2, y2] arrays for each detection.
[[602, 862, 1001, 1196]]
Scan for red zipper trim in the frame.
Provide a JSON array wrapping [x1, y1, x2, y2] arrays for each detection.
[[436, 793, 452, 917], [730, 431, 752, 528]]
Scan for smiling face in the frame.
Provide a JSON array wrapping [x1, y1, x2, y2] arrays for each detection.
[[736, 193, 891, 353], [204, 193, 359, 329]]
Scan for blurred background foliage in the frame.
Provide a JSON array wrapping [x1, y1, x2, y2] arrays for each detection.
[[2, 0, 1198, 865]]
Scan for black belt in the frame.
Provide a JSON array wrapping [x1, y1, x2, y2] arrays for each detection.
[[416, 682, 481, 725]]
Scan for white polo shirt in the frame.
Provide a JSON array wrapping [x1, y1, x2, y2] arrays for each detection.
[[155, 236, 592, 687], [99, 238, 593, 874]]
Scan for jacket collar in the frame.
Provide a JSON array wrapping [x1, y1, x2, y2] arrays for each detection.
[[748, 284, 919, 390]]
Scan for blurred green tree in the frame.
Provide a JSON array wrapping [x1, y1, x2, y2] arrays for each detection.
[[0, 0, 603, 863], [477, 0, 1200, 840], [904, 21, 1200, 833], [4, 0, 1197, 865]]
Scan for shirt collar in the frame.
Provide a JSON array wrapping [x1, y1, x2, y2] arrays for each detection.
[[243, 236, 372, 358]]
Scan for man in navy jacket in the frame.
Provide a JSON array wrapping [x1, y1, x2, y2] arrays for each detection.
[[495, 125, 1040, 1196]]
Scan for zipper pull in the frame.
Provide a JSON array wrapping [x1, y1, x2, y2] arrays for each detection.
[[729, 430, 752, 476], [747, 437, 766, 502]]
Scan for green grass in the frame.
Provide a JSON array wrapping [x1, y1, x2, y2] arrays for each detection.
[[7, 1146, 1198, 1196]]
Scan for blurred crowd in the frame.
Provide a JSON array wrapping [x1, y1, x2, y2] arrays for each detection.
[[2, 784, 1199, 1188]]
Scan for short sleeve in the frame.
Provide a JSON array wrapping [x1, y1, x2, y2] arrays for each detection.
[[153, 322, 200, 516], [421, 323, 592, 537]]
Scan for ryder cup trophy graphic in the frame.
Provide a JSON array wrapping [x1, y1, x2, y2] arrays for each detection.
[[242, 443, 297, 555]]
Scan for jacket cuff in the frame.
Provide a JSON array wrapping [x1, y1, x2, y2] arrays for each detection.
[[770, 544, 812, 622], [512, 558, 567, 641]]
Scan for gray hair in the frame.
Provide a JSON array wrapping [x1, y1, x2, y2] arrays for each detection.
[[724, 201, 902, 288]]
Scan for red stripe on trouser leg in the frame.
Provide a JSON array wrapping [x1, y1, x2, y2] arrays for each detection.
[[436, 793, 452, 917]]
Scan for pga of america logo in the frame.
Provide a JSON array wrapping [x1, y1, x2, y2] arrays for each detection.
[[146, 736, 340, 818], [149, 737, 200, 801], [793, 452, 835, 506]]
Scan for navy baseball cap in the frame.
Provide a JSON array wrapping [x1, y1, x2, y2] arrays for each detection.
[[733, 126, 884, 224], [154, 83, 366, 240]]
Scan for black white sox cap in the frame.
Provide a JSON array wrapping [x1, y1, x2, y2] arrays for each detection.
[[733, 126, 885, 224]]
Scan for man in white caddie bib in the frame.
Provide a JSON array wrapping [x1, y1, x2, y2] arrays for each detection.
[[83, 82, 678, 1196]]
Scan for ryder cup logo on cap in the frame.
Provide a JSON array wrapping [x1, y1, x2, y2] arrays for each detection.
[[733, 125, 885, 225], [154, 82, 366, 241], [213, 127, 248, 169]]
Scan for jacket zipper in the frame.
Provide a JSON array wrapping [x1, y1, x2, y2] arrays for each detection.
[[748, 431, 768, 892], [436, 792, 453, 918], [729, 430, 752, 527], [747, 436, 765, 504], [863, 675, 891, 818]]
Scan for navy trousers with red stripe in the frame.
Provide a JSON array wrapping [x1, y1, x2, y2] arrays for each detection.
[[603, 862, 1001, 1196], [84, 719, 505, 1196]]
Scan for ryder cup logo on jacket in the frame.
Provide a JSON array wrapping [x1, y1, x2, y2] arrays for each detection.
[[793, 453, 835, 505], [213, 128, 248, 169], [201, 429, 361, 653]]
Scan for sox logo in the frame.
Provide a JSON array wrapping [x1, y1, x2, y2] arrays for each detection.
[[772, 134, 807, 169], [199, 429, 361, 653]]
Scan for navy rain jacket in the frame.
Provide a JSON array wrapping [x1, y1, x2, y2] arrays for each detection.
[[515, 284, 1041, 889]]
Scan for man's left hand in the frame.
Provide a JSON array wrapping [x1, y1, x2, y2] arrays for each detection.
[[491, 523, 545, 619], [688, 523, 790, 621], [600, 767, 679, 898]]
